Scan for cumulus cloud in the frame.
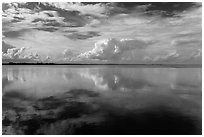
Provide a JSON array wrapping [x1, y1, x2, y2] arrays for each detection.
[[2, 47, 41, 63], [78, 38, 155, 61], [43, 56, 52, 62], [3, 47, 26, 59], [61, 48, 79, 61]]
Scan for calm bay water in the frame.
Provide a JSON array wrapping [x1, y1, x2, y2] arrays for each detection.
[[2, 65, 202, 135]]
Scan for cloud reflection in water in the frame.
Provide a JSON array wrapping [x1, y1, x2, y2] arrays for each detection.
[[2, 66, 202, 135]]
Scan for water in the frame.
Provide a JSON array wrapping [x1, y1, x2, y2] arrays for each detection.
[[2, 65, 202, 135]]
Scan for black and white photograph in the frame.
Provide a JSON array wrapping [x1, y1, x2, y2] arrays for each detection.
[[2, 1, 202, 135]]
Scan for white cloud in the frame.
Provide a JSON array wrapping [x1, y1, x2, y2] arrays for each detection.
[[3, 47, 26, 59], [2, 47, 41, 62], [63, 48, 75, 57], [45, 56, 51, 60], [78, 38, 154, 61], [61, 48, 79, 62], [46, 2, 107, 17]]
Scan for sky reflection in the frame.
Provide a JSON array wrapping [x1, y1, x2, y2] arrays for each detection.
[[2, 65, 202, 134]]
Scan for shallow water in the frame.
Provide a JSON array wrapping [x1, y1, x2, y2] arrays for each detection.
[[2, 65, 202, 135]]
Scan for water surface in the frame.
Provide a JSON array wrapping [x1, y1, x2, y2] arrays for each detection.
[[2, 65, 202, 135]]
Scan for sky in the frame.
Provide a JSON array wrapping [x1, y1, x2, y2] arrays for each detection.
[[2, 2, 202, 64]]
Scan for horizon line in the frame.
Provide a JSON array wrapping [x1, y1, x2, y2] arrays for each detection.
[[2, 62, 202, 67]]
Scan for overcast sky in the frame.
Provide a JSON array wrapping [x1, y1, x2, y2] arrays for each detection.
[[2, 2, 202, 64]]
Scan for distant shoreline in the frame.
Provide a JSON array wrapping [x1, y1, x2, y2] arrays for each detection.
[[2, 63, 202, 68]]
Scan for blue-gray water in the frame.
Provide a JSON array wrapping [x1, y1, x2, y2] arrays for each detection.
[[2, 65, 202, 135]]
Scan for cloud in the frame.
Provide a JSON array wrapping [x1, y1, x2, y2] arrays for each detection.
[[63, 48, 75, 57], [78, 38, 155, 61], [3, 29, 28, 38], [2, 47, 41, 63], [144, 48, 202, 64], [61, 48, 78, 61], [44, 56, 52, 62], [2, 41, 15, 53], [3, 47, 26, 59], [171, 38, 201, 48], [189, 49, 202, 59], [144, 50, 180, 62], [33, 27, 58, 32], [108, 2, 199, 17], [46, 2, 108, 17], [64, 31, 100, 40], [2, 2, 89, 30], [2, 2, 202, 64]]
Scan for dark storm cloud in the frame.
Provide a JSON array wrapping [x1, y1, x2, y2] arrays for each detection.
[[145, 2, 200, 17], [2, 3, 10, 11], [32, 18, 61, 27], [114, 2, 198, 12], [109, 2, 200, 17], [65, 89, 100, 98], [3, 2, 92, 28], [57, 10, 89, 27], [65, 31, 101, 40], [33, 27, 59, 32], [11, 16, 25, 23], [38, 3, 93, 27]]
